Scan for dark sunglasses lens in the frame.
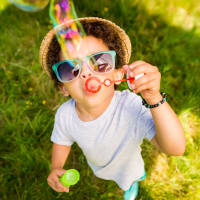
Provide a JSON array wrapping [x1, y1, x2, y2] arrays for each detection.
[[57, 61, 79, 81], [89, 53, 114, 73]]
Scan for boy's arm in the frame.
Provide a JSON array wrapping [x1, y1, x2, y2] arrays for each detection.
[[47, 144, 71, 193], [147, 94, 186, 156], [123, 61, 186, 156], [51, 143, 71, 170]]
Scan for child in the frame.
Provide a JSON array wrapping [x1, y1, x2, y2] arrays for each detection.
[[40, 17, 186, 199]]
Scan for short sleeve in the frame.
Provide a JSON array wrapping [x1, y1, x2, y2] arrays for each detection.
[[51, 107, 74, 146], [132, 95, 156, 143]]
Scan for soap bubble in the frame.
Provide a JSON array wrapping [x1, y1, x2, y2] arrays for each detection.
[[8, 0, 49, 12], [49, 0, 86, 59]]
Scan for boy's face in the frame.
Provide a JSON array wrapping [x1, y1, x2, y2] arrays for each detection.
[[59, 35, 124, 108]]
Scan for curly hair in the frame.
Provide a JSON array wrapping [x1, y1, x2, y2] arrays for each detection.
[[46, 21, 125, 89]]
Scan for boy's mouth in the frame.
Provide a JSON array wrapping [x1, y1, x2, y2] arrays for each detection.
[[85, 77, 102, 93]]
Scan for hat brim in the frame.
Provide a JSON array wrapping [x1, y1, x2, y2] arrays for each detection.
[[40, 17, 131, 77]]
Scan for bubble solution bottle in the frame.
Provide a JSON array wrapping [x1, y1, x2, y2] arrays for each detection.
[[59, 169, 80, 188]]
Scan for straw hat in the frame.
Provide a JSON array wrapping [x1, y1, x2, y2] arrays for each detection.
[[40, 17, 132, 77]]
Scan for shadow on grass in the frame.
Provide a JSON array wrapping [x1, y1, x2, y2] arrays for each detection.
[[0, 0, 200, 199]]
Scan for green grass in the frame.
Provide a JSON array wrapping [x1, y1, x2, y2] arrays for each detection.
[[0, 0, 200, 199]]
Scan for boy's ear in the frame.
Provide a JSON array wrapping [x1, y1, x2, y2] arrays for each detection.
[[113, 68, 124, 85], [59, 86, 69, 96]]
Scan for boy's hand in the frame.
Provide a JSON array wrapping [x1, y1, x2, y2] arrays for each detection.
[[47, 168, 69, 193], [123, 61, 162, 104]]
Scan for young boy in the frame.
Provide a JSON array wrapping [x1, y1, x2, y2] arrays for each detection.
[[40, 17, 186, 199]]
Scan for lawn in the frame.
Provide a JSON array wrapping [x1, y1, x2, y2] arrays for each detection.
[[0, 0, 200, 199]]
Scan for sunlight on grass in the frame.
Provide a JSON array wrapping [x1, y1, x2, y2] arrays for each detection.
[[149, 154, 169, 181], [0, 0, 10, 12], [140, 0, 200, 34], [142, 110, 200, 199], [179, 109, 200, 138], [145, 153, 184, 199], [172, 8, 200, 31]]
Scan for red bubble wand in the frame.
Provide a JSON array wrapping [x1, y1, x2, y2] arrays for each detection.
[[85, 76, 135, 93]]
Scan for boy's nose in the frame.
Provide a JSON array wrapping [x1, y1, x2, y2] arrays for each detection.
[[80, 62, 92, 79]]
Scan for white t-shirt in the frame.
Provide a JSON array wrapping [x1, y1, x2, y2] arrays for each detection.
[[51, 89, 156, 190]]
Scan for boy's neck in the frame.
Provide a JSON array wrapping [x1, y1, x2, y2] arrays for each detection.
[[75, 92, 114, 122]]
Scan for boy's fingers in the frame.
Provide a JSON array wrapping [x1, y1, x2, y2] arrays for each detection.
[[56, 169, 66, 176], [48, 175, 69, 193], [130, 60, 146, 67], [55, 180, 69, 192], [50, 179, 69, 192], [129, 60, 151, 69], [51, 184, 62, 192], [52, 185, 68, 193], [54, 176, 69, 192], [134, 73, 158, 88], [134, 80, 159, 93], [64, 188, 69, 192], [129, 64, 158, 76], [47, 169, 69, 193], [122, 65, 129, 72], [48, 179, 62, 192]]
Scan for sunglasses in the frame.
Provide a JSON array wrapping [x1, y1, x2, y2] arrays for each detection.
[[52, 50, 116, 83]]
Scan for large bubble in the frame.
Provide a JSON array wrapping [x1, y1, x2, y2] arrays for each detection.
[[49, 0, 86, 59], [8, 0, 49, 12]]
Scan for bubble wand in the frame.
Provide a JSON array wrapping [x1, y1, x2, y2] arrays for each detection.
[[85, 73, 144, 93]]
